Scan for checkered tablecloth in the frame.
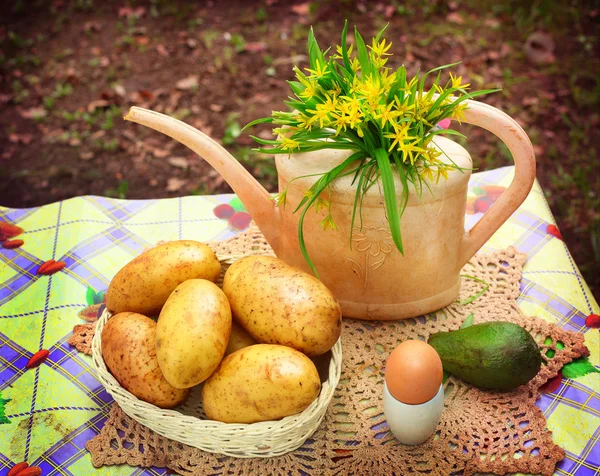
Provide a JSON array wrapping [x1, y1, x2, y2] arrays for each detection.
[[0, 166, 598, 476]]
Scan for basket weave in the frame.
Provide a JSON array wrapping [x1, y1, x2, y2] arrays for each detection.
[[91, 255, 342, 458]]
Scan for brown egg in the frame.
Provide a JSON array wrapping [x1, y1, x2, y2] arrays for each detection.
[[384, 340, 443, 404]]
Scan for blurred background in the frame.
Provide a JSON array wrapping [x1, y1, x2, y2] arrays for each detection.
[[1, 0, 598, 297]]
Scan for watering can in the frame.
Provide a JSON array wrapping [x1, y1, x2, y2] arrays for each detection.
[[125, 100, 535, 320]]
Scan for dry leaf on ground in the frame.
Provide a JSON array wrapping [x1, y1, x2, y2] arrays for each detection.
[[20, 107, 47, 119], [166, 177, 187, 192], [176, 75, 199, 90], [167, 157, 190, 169]]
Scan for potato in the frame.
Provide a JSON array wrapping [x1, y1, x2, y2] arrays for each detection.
[[222, 256, 342, 356], [225, 321, 257, 356], [156, 279, 232, 388], [107, 240, 221, 316], [202, 344, 321, 423], [101, 312, 189, 408]]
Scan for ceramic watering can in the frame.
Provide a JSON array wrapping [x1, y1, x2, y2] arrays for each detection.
[[125, 100, 535, 320]]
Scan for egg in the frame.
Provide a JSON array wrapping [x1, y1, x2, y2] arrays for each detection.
[[384, 340, 443, 404]]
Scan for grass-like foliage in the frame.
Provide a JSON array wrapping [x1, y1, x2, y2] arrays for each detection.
[[245, 21, 497, 276]]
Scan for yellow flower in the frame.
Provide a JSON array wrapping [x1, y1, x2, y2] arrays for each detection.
[[384, 123, 413, 152], [306, 60, 329, 79], [272, 127, 293, 135], [400, 76, 418, 93], [394, 96, 415, 116], [299, 79, 319, 100], [425, 147, 442, 162], [348, 76, 362, 95], [346, 99, 363, 128], [451, 102, 468, 123], [280, 137, 300, 151], [417, 94, 434, 112], [372, 56, 388, 69], [329, 83, 342, 96], [380, 69, 397, 92], [273, 190, 287, 207], [296, 114, 313, 131], [449, 72, 470, 90], [320, 214, 337, 231], [399, 140, 427, 165], [368, 38, 392, 58], [359, 76, 383, 109], [294, 66, 311, 86], [374, 102, 400, 128], [314, 196, 329, 213], [331, 110, 351, 135], [320, 93, 339, 113], [306, 106, 330, 128], [419, 165, 435, 182], [350, 57, 360, 72], [334, 43, 353, 58]]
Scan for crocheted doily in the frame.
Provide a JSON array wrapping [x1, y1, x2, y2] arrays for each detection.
[[68, 322, 96, 355], [84, 226, 588, 476]]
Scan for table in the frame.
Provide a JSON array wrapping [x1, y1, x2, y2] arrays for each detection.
[[0, 166, 598, 476]]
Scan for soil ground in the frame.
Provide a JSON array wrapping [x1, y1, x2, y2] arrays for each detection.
[[1, 0, 598, 297]]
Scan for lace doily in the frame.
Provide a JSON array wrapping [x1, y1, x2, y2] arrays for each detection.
[[68, 322, 96, 355], [83, 227, 588, 476]]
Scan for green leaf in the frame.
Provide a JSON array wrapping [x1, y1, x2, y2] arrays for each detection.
[[388, 66, 406, 102], [94, 291, 104, 305], [457, 274, 490, 305], [426, 89, 454, 119], [374, 23, 390, 43], [426, 61, 462, 76], [307, 27, 324, 70], [442, 371, 449, 384], [460, 313, 474, 329], [297, 152, 365, 276], [86, 286, 96, 306], [0, 392, 11, 424], [241, 116, 274, 132], [287, 80, 306, 98], [340, 20, 353, 73], [374, 148, 403, 255], [562, 357, 600, 379], [391, 153, 410, 217], [248, 135, 281, 145], [349, 158, 370, 246], [353, 26, 371, 78]]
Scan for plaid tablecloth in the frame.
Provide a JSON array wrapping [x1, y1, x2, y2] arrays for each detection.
[[0, 166, 598, 476]]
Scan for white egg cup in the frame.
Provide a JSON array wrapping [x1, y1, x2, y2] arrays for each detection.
[[383, 382, 444, 445]]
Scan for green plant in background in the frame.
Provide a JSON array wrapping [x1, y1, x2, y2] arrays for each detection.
[[223, 113, 242, 145], [105, 179, 129, 199], [245, 21, 497, 275]]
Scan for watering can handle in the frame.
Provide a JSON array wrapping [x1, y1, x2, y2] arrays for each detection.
[[457, 99, 536, 269]]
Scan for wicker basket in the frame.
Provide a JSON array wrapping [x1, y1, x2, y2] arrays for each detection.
[[91, 255, 342, 458]]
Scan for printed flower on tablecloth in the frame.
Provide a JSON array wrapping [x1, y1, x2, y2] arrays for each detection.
[[540, 371, 563, 394], [78, 286, 107, 322], [547, 224, 563, 240], [585, 314, 600, 328], [213, 197, 252, 230], [466, 185, 506, 214]]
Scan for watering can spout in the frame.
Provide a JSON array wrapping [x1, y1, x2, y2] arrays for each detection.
[[124, 106, 280, 250]]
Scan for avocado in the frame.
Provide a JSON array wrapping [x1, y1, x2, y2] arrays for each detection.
[[427, 321, 541, 390]]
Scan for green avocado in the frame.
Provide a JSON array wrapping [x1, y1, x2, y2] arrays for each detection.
[[427, 321, 542, 390]]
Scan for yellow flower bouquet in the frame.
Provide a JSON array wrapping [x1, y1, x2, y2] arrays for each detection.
[[245, 22, 497, 275]]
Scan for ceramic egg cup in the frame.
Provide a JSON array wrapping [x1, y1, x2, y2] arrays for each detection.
[[383, 382, 444, 445]]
